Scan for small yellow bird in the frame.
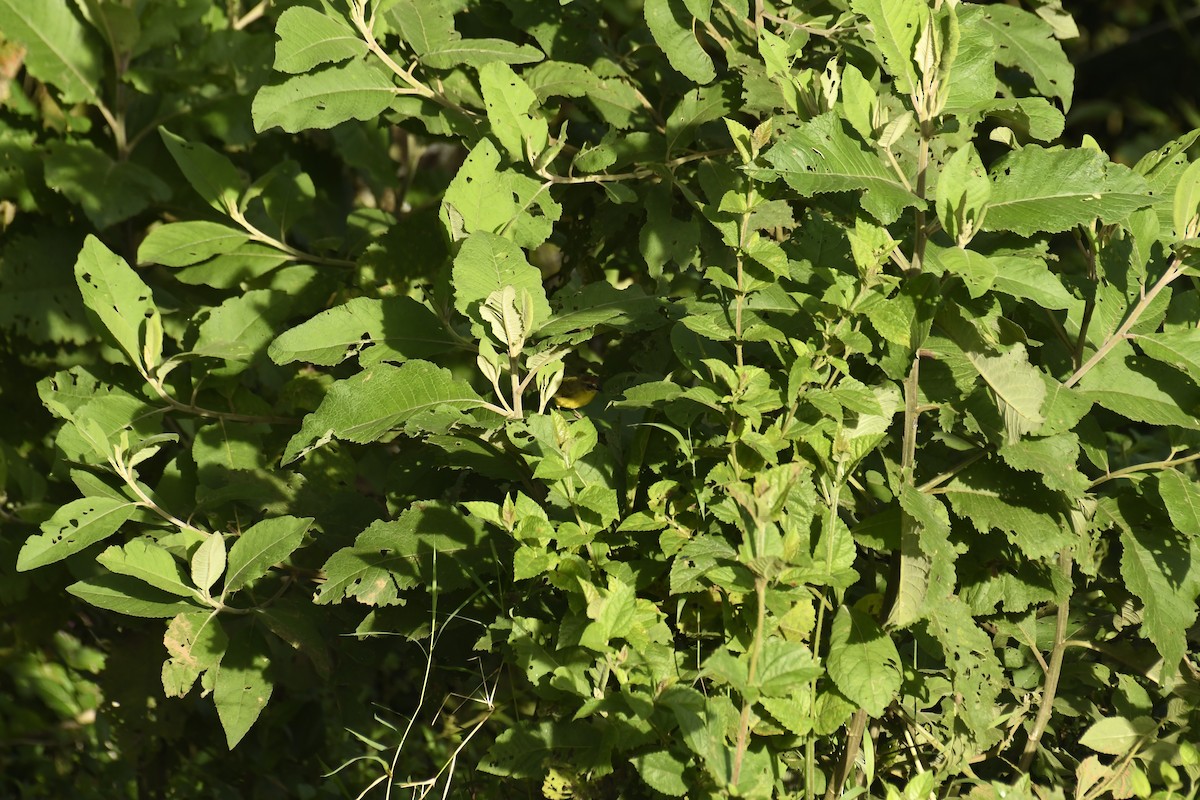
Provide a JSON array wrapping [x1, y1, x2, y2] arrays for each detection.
[[552, 376, 600, 410]]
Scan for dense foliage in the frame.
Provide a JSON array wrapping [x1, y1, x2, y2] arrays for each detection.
[[2, 1, 1200, 798]]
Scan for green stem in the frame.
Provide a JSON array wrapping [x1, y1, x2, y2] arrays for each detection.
[[228, 208, 356, 268], [1071, 228, 1099, 371], [114, 458, 209, 537], [349, 1, 476, 122], [1017, 549, 1073, 772], [826, 710, 869, 800], [1088, 449, 1200, 488], [1065, 255, 1185, 388], [146, 371, 294, 425], [731, 577, 768, 787], [509, 355, 524, 418], [916, 450, 985, 494], [734, 210, 751, 368], [538, 149, 729, 185], [809, 479, 845, 799]]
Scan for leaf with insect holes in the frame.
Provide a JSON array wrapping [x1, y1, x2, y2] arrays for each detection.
[[75, 237, 161, 370], [269, 296, 456, 366], [479, 62, 548, 163], [18, 497, 139, 571], [162, 610, 228, 697], [281, 361, 489, 463], [253, 60, 398, 133], [1120, 524, 1200, 682], [213, 623, 273, 747], [314, 504, 488, 606], [762, 113, 922, 225], [984, 147, 1152, 235]]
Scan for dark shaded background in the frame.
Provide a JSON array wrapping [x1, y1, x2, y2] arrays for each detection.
[[1066, 0, 1200, 161]]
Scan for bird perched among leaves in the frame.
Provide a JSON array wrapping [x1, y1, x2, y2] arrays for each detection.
[[552, 376, 600, 410]]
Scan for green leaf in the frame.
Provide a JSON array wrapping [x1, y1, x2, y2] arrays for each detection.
[[643, 0, 714, 84], [253, 60, 398, 134], [191, 533, 227, 594], [213, 624, 274, 748], [174, 244, 292, 288], [825, 606, 902, 716], [193, 289, 296, 365], [888, 487, 955, 629], [1120, 524, 1200, 681], [386, 0, 457, 54], [985, 97, 1066, 143], [452, 232, 551, 328], [970, 3, 1073, 111], [314, 504, 487, 605], [633, 750, 688, 797], [935, 145, 990, 246], [421, 39, 542, 70], [640, 184, 699, 277], [990, 255, 1076, 310], [1079, 716, 1157, 756], [1077, 349, 1200, 430], [578, 575, 639, 650], [1134, 329, 1200, 384], [272, 6, 367, 74], [269, 296, 456, 366], [43, 141, 171, 229], [162, 609, 227, 696], [54, 394, 164, 465], [762, 113, 921, 225], [479, 62, 548, 163], [851, 0, 923, 95], [984, 147, 1152, 235], [441, 138, 561, 249], [1158, 471, 1200, 538], [75, 0, 140, 56], [0, 0, 104, 105], [17, 496, 138, 571], [524, 60, 597, 102], [68, 573, 202, 618], [539, 283, 663, 340], [98, 539, 195, 597], [943, 461, 1072, 561], [666, 83, 734, 156], [138, 221, 250, 267], [943, 9, 998, 114], [926, 245, 996, 299], [257, 599, 331, 677], [963, 344, 1047, 441], [1000, 434, 1089, 498], [755, 638, 822, 697], [224, 516, 312, 593], [0, 228, 91, 345], [160, 129, 245, 213], [282, 361, 487, 463]]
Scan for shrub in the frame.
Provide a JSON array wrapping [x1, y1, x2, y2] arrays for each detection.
[[2, 1, 1199, 798]]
